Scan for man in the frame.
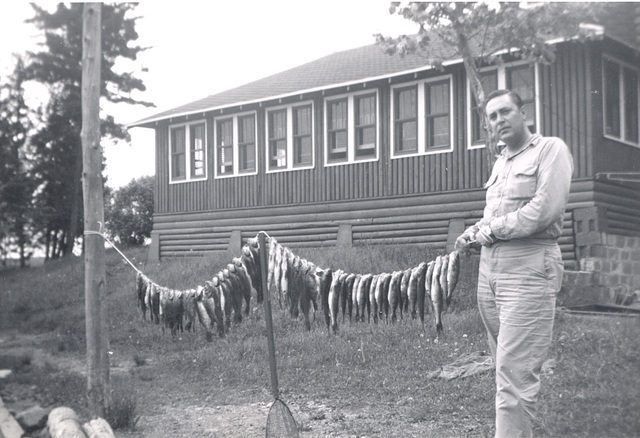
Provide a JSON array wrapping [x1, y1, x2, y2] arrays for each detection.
[[455, 89, 573, 437]]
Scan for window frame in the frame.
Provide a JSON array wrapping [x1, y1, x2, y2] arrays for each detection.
[[466, 62, 540, 150], [602, 55, 640, 148], [390, 75, 454, 159], [168, 120, 208, 184], [323, 89, 380, 167], [265, 101, 315, 173], [213, 110, 258, 179]]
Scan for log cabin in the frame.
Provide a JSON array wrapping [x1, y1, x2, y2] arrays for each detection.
[[129, 4, 640, 284]]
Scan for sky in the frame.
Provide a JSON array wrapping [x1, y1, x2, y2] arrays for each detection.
[[1, 1, 416, 189]]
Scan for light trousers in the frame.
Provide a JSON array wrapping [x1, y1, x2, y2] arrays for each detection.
[[477, 240, 563, 438]]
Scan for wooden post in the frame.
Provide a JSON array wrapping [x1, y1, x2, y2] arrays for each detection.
[[81, 3, 110, 417]]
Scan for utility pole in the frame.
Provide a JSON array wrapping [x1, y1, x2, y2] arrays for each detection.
[[81, 3, 110, 417]]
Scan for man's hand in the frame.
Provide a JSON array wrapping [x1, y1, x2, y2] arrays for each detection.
[[476, 225, 496, 247], [455, 232, 475, 253]]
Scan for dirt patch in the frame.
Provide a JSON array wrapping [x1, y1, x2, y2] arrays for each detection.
[[0, 331, 348, 437]]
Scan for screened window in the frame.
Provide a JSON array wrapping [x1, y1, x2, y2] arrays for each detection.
[[394, 85, 418, 154], [268, 109, 287, 170], [216, 119, 233, 175], [471, 70, 498, 145], [355, 93, 376, 158], [265, 102, 314, 172], [170, 126, 186, 180], [238, 115, 256, 173], [327, 98, 348, 162], [425, 80, 450, 149], [507, 64, 536, 134], [213, 112, 257, 178], [293, 105, 312, 166], [324, 91, 378, 166], [169, 121, 207, 183], [604, 57, 639, 146], [190, 124, 206, 177]]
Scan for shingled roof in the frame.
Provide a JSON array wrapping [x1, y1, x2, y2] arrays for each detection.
[[129, 43, 447, 128]]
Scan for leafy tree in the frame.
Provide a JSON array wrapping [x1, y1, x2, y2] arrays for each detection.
[[105, 176, 154, 246], [376, 2, 602, 166], [23, 3, 153, 257], [0, 57, 37, 267]]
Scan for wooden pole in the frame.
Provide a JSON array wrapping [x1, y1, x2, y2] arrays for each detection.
[[81, 3, 110, 417]]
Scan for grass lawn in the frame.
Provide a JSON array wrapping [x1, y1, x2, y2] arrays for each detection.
[[1, 243, 638, 437]]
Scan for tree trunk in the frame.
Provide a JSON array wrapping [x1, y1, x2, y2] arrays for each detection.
[[454, 25, 499, 170], [65, 142, 83, 257], [82, 3, 110, 418]]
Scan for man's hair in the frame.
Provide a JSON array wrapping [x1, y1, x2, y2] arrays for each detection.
[[483, 89, 524, 109]]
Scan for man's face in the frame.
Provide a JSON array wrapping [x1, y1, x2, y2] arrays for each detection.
[[485, 94, 527, 147]]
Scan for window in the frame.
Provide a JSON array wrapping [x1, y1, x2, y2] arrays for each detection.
[[394, 85, 418, 154], [327, 98, 348, 162], [603, 56, 639, 146], [214, 112, 257, 178], [391, 76, 453, 158], [268, 109, 287, 170], [169, 121, 207, 183], [470, 70, 498, 145], [266, 102, 315, 172], [324, 91, 379, 166], [425, 80, 450, 149], [467, 62, 539, 149], [216, 119, 233, 175], [293, 105, 312, 166], [355, 93, 376, 158], [238, 115, 256, 172]]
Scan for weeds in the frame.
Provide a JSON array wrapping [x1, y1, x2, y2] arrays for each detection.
[[106, 390, 140, 430]]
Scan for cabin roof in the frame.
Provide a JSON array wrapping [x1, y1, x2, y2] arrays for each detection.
[[129, 44, 445, 128]]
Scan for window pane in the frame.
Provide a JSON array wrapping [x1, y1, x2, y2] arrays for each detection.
[[472, 70, 498, 144], [397, 87, 417, 120], [624, 66, 639, 143], [428, 116, 449, 148], [329, 99, 347, 130], [398, 121, 417, 152], [295, 136, 312, 165], [190, 124, 205, 177], [294, 105, 311, 135], [239, 144, 255, 171], [507, 65, 536, 132], [270, 140, 287, 168], [170, 127, 186, 179], [269, 110, 287, 140], [356, 94, 376, 126], [604, 59, 621, 138]]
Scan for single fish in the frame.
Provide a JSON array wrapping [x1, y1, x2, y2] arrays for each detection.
[[400, 268, 412, 317], [446, 250, 460, 306], [439, 254, 449, 309], [431, 256, 444, 335], [388, 271, 403, 323], [328, 269, 344, 334]]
